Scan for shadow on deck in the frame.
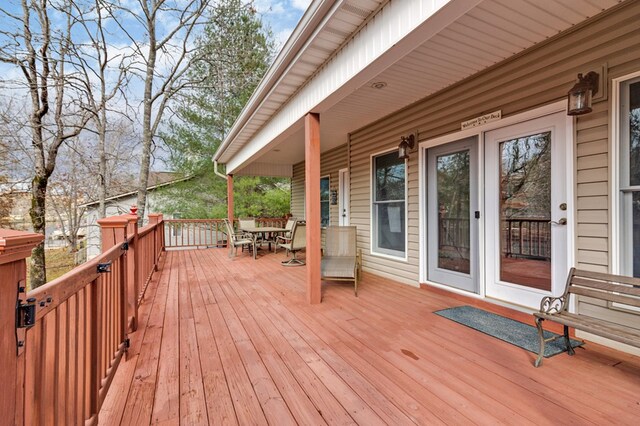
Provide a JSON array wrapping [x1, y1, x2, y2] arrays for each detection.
[[99, 248, 640, 425]]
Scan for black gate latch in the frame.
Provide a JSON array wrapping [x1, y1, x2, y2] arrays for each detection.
[[17, 297, 37, 328]]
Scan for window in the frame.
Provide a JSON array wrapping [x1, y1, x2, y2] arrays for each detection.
[[372, 151, 406, 257], [620, 76, 640, 277], [321, 176, 330, 227]]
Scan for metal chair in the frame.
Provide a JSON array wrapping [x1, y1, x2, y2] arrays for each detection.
[[274, 217, 297, 253], [278, 221, 306, 266], [321, 226, 362, 296], [224, 218, 254, 258]]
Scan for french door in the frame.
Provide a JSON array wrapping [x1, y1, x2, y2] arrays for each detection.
[[484, 112, 569, 308], [427, 137, 479, 293]]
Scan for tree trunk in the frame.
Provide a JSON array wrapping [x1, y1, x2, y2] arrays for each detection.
[[98, 116, 107, 219], [29, 174, 48, 287], [136, 17, 156, 225]]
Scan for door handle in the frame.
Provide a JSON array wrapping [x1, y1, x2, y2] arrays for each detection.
[[549, 218, 567, 225]]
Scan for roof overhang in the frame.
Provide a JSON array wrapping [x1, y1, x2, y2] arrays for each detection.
[[214, 0, 623, 175]]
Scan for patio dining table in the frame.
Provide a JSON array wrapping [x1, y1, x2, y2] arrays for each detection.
[[240, 226, 287, 258]]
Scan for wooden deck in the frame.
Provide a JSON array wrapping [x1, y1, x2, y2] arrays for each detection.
[[99, 248, 640, 425]]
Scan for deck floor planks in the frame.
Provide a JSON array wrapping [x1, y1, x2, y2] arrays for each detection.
[[151, 250, 181, 424], [100, 249, 640, 426], [247, 264, 495, 425], [205, 251, 298, 425], [199, 257, 270, 425], [99, 255, 165, 425], [227, 260, 388, 426], [119, 253, 172, 426], [241, 265, 466, 425], [186, 250, 237, 425], [343, 273, 640, 423], [204, 255, 330, 426], [325, 272, 635, 423], [355, 271, 640, 416], [178, 251, 208, 425]]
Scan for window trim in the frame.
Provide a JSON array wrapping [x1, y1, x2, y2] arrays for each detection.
[[370, 148, 408, 261], [613, 70, 640, 279], [320, 175, 330, 228]]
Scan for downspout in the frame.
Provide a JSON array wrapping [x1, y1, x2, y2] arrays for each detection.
[[213, 159, 227, 180]]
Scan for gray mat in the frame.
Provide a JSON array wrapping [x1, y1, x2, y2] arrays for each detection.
[[435, 305, 583, 357]]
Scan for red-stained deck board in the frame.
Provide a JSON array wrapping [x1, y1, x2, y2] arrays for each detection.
[[100, 248, 640, 425]]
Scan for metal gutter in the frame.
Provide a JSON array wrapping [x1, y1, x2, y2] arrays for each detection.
[[212, 0, 341, 163]]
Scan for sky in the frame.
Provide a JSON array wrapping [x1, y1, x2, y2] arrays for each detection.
[[256, 0, 310, 47], [0, 0, 309, 176]]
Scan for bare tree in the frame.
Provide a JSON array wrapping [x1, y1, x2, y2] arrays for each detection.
[[0, 0, 92, 287], [108, 0, 211, 221], [72, 0, 131, 219]]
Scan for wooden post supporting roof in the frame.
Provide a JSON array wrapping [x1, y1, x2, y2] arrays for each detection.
[[227, 174, 234, 221], [305, 112, 322, 304]]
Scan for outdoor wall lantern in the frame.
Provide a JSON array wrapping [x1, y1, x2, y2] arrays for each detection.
[[567, 71, 599, 116], [398, 134, 415, 160], [330, 189, 338, 205]]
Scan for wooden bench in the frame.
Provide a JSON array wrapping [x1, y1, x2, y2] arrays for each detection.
[[533, 267, 640, 367]]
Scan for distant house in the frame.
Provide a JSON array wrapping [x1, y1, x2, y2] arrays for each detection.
[[82, 172, 189, 259]]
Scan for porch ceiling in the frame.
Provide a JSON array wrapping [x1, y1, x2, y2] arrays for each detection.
[[223, 0, 623, 174]]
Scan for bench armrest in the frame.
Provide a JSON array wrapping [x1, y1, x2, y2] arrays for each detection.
[[539, 295, 567, 314]]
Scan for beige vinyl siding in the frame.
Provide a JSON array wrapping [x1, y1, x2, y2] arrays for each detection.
[[290, 143, 348, 226], [349, 1, 640, 292], [291, 162, 305, 218]]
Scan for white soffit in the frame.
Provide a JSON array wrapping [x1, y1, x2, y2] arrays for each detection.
[[220, 0, 623, 173]]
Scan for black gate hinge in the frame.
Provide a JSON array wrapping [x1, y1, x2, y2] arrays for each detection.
[[97, 261, 112, 273], [121, 241, 129, 251], [16, 297, 37, 329], [124, 337, 131, 350]]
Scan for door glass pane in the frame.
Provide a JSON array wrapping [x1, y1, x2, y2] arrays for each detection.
[[437, 151, 470, 274], [499, 132, 551, 290]]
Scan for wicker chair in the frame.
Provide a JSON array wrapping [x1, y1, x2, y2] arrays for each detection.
[[224, 218, 255, 258], [274, 217, 297, 253], [321, 226, 362, 296], [278, 221, 306, 266]]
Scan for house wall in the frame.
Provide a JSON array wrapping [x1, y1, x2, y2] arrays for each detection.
[[344, 1, 640, 330], [291, 143, 348, 226]]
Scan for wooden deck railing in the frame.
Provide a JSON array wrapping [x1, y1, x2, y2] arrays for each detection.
[[0, 213, 165, 425], [164, 217, 287, 249], [504, 218, 551, 260]]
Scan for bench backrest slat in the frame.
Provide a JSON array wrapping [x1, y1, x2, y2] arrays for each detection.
[[570, 277, 640, 297], [569, 286, 640, 308], [573, 269, 640, 287]]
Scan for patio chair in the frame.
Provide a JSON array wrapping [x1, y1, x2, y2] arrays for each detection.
[[278, 221, 306, 266], [238, 217, 263, 246], [321, 226, 362, 296], [223, 218, 254, 258], [274, 217, 297, 253], [238, 217, 256, 229]]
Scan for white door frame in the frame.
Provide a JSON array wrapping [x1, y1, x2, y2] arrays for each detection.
[[418, 100, 575, 303], [338, 168, 350, 226], [485, 111, 570, 308], [426, 137, 479, 293]]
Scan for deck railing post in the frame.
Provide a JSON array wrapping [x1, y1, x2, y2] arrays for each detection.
[[125, 214, 139, 331], [148, 213, 162, 270], [0, 229, 44, 424]]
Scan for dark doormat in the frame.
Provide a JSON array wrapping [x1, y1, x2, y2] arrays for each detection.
[[434, 305, 583, 357]]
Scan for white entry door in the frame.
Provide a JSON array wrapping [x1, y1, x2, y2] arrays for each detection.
[[427, 137, 479, 293], [339, 168, 350, 226], [484, 112, 569, 308]]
